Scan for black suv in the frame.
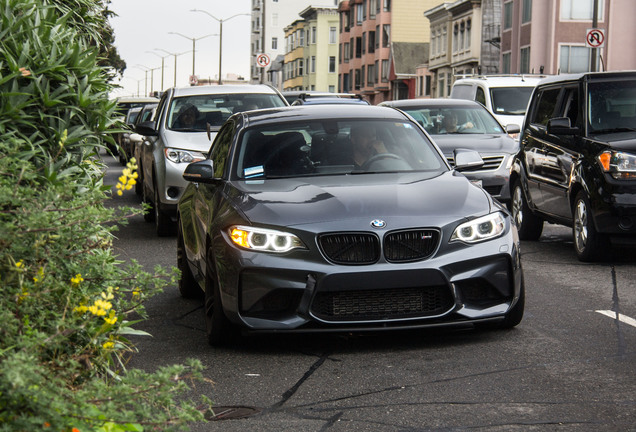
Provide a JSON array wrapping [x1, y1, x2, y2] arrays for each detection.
[[510, 71, 636, 261]]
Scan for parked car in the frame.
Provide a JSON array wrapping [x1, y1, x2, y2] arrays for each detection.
[[128, 103, 158, 194], [380, 99, 520, 205], [450, 75, 545, 138], [115, 106, 142, 164], [135, 84, 288, 236], [176, 104, 524, 345], [510, 70, 636, 261], [290, 93, 369, 105]]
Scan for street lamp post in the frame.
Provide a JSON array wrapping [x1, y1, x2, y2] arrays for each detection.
[[147, 51, 169, 91], [190, 9, 251, 85], [155, 49, 189, 88], [168, 32, 217, 83], [135, 65, 160, 96]]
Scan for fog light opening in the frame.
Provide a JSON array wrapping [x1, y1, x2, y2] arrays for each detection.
[[166, 186, 180, 199]]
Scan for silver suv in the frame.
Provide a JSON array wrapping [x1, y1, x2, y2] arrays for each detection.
[[136, 84, 288, 236]]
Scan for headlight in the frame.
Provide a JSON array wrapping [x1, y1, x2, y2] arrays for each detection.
[[451, 212, 506, 243], [228, 225, 306, 253], [164, 148, 206, 164], [598, 151, 636, 180]]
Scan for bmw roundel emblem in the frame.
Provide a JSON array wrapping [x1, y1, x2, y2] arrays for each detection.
[[370, 219, 386, 229]]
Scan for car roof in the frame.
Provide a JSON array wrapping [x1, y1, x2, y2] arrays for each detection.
[[533, 70, 636, 87], [171, 84, 281, 97], [379, 98, 485, 109], [292, 97, 369, 105], [453, 74, 547, 87], [115, 96, 159, 103], [238, 105, 408, 126]]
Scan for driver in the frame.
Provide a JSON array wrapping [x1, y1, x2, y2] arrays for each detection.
[[350, 125, 387, 168]]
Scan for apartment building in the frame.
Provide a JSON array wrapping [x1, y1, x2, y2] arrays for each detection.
[[250, 0, 338, 88], [425, 0, 502, 98], [502, 0, 636, 75], [338, 0, 444, 104]]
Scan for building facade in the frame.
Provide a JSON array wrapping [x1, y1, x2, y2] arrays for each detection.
[[297, 6, 340, 92], [250, 0, 338, 87], [425, 0, 501, 98], [502, 0, 636, 75], [337, 0, 445, 104]]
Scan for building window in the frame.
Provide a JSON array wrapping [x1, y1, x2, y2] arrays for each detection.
[[504, 1, 513, 29], [382, 24, 390, 48], [369, 0, 376, 18], [300, 29, 304, 46], [362, 33, 366, 55], [329, 27, 337, 44], [344, 42, 350, 62], [522, 0, 532, 23], [375, 25, 380, 48], [361, 65, 365, 88], [520, 46, 530, 73], [438, 74, 445, 97], [502, 52, 511, 73], [560, 45, 596, 73], [560, 0, 603, 20], [383, 0, 390, 12], [356, 37, 362, 58], [367, 63, 375, 85], [311, 27, 317, 44], [329, 85, 335, 92], [271, 37, 277, 50], [362, 0, 367, 20], [311, 56, 316, 73], [329, 56, 336, 73], [355, 69, 361, 90], [299, 59, 303, 76], [368, 31, 375, 53], [466, 20, 471, 48], [381, 59, 389, 82], [357, 4, 363, 25]]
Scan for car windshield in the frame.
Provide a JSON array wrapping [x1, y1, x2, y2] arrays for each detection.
[[490, 87, 534, 115], [167, 93, 286, 132], [588, 78, 636, 134], [401, 106, 504, 135], [234, 119, 447, 179]]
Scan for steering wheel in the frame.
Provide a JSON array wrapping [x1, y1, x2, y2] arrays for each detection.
[[361, 153, 407, 171]]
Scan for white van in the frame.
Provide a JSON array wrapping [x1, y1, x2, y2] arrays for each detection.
[[450, 75, 546, 135]]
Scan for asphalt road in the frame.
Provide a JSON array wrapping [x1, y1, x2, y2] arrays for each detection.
[[104, 153, 636, 431]]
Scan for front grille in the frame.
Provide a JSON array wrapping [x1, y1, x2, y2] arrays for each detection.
[[311, 286, 454, 321], [319, 233, 380, 264], [447, 155, 505, 172], [384, 229, 440, 262]]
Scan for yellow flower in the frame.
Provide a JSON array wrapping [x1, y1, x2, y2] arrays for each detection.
[[102, 341, 115, 350], [15, 260, 24, 268], [33, 267, 44, 284], [71, 274, 84, 286], [74, 305, 89, 314], [94, 299, 112, 311], [104, 310, 118, 325]]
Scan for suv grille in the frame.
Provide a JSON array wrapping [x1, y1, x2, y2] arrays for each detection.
[[311, 286, 454, 321], [384, 229, 440, 262], [319, 233, 380, 264], [447, 155, 505, 172]]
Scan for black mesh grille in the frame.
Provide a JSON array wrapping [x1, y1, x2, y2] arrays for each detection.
[[319, 233, 380, 264], [447, 155, 505, 172], [384, 229, 440, 262], [311, 286, 454, 321]]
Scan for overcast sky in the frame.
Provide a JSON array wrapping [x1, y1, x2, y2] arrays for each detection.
[[109, 0, 252, 98]]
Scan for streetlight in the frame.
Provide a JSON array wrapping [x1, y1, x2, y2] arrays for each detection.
[[168, 32, 217, 81], [155, 49, 189, 88], [147, 51, 169, 91], [135, 65, 160, 96], [190, 9, 251, 84]]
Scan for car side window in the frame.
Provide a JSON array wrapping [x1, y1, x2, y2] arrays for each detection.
[[208, 122, 235, 179], [154, 93, 169, 125], [475, 87, 487, 106], [562, 87, 579, 127], [530, 88, 561, 126]]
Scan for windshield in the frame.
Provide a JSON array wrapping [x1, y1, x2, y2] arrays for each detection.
[[490, 87, 534, 115], [588, 78, 636, 134], [401, 106, 504, 135], [234, 119, 447, 179], [167, 93, 286, 132]]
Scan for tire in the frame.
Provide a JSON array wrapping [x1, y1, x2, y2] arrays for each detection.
[[177, 221, 201, 299], [510, 179, 543, 240], [573, 191, 609, 262], [204, 251, 237, 346], [142, 180, 154, 222], [500, 278, 525, 329], [134, 161, 143, 196], [154, 185, 175, 237]]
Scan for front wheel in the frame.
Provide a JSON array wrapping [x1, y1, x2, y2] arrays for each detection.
[[154, 184, 175, 237], [510, 179, 543, 240], [177, 221, 201, 299], [573, 191, 609, 262], [204, 252, 237, 346]]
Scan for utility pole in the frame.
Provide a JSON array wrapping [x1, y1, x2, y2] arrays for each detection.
[[591, 0, 599, 72]]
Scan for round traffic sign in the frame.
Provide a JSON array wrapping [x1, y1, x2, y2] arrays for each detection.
[[256, 53, 270, 68], [586, 28, 605, 48]]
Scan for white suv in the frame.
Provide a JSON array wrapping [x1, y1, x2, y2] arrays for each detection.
[[450, 75, 546, 135]]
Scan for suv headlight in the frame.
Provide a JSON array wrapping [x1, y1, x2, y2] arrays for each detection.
[[164, 148, 206, 164], [451, 212, 506, 243], [228, 225, 306, 253], [598, 151, 636, 180]]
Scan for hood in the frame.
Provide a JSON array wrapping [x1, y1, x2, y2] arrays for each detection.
[[588, 133, 636, 152], [227, 171, 492, 230], [162, 129, 216, 152], [431, 134, 518, 156]]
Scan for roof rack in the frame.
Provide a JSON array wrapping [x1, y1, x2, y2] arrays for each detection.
[[297, 92, 363, 101]]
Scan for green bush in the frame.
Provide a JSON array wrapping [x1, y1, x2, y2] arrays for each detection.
[[0, 1, 209, 431]]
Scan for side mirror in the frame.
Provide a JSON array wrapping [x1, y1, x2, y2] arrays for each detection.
[[547, 117, 579, 135], [135, 120, 158, 137], [453, 148, 484, 171], [183, 160, 216, 183], [505, 124, 521, 134]]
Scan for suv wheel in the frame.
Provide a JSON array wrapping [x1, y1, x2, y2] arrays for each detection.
[[204, 251, 237, 346], [511, 179, 543, 240], [154, 185, 174, 237], [573, 191, 609, 262], [177, 221, 201, 299]]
